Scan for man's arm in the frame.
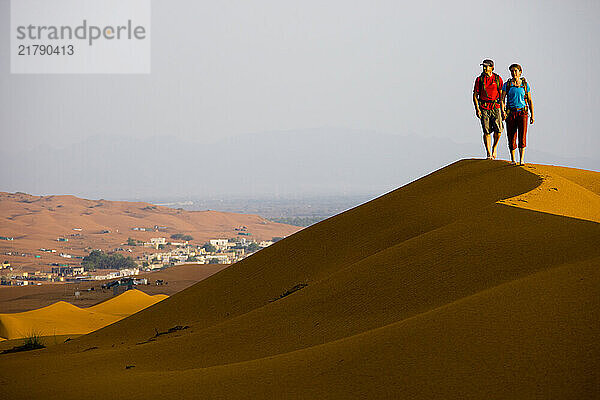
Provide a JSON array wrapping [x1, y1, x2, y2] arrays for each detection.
[[499, 78, 505, 118], [473, 92, 481, 119], [500, 90, 507, 120], [473, 79, 481, 119]]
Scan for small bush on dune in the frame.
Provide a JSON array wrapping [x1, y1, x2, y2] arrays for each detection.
[[22, 333, 45, 350], [1, 332, 46, 354]]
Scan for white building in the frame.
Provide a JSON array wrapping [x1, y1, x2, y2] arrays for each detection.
[[149, 237, 167, 249], [206, 254, 230, 264], [92, 268, 139, 280], [209, 239, 229, 248]]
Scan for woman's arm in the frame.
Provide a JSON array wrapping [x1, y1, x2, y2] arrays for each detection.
[[526, 91, 534, 124], [500, 90, 507, 119]]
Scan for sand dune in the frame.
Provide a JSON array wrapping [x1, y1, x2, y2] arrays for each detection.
[[0, 262, 228, 314], [0, 191, 300, 273], [0, 159, 598, 399], [87, 289, 168, 317], [0, 289, 167, 340]]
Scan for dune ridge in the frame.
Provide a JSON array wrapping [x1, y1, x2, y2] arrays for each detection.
[[1, 159, 598, 399], [0, 289, 167, 340]]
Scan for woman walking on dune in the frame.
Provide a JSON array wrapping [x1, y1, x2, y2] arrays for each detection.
[[501, 63, 535, 165]]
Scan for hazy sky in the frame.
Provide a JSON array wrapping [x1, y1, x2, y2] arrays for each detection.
[[0, 0, 598, 197]]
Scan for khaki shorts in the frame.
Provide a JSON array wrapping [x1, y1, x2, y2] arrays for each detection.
[[480, 107, 503, 134]]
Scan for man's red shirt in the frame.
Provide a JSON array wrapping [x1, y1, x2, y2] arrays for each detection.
[[474, 73, 503, 110]]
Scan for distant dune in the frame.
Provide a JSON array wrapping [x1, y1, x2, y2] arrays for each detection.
[[1, 159, 598, 399], [0, 263, 228, 314], [0, 289, 167, 340], [0, 191, 301, 272]]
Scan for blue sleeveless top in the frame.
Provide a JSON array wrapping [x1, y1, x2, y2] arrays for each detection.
[[502, 79, 530, 109]]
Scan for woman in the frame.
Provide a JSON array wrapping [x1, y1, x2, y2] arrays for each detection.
[[501, 64, 535, 165]]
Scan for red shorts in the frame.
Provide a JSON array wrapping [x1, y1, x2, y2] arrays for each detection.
[[506, 109, 528, 150]]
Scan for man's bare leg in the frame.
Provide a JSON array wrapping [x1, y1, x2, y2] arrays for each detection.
[[491, 132, 501, 159], [510, 149, 516, 164], [483, 134, 492, 159], [519, 148, 525, 165]]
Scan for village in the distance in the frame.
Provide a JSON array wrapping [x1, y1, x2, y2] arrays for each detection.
[[1, 228, 280, 287], [0, 193, 369, 288]]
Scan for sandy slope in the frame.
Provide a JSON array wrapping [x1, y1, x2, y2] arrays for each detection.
[[0, 159, 598, 399], [0, 289, 167, 340]]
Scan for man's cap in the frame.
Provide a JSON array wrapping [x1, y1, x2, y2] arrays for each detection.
[[480, 59, 494, 67]]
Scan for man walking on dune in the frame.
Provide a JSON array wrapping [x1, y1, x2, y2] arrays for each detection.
[[473, 59, 505, 159]]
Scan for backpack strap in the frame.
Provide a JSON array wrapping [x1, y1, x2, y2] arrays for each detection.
[[507, 78, 514, 94], [507, 77, 528, 93], [494, 73, 501, 94], [521, 77, 529, 98], [478, 73, 487, 99]]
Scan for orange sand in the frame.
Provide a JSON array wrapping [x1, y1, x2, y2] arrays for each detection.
[[0, 289, 167, 340], [0, 159, 598, 399]]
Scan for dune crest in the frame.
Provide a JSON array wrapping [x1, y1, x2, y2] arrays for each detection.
[[0, 289, 167, 340], [1, 160, 598, 399], [88, 289, 168, 317]]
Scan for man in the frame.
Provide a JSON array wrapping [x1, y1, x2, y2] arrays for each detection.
[[473, 59, 505, 159]]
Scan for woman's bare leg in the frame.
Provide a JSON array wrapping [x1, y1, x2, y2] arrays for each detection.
[[519, 148, 525, 165]]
